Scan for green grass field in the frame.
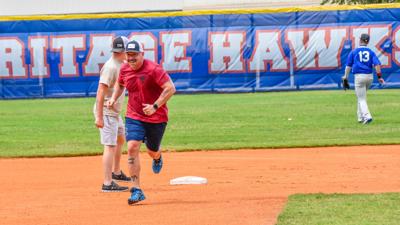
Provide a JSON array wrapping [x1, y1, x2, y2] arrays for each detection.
[[0, 89, 399, 157], [277, 193, 400, 225], [1, 90, 399, 224]]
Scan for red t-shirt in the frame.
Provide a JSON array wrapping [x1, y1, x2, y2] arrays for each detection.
[[118, 59, 171, 123]]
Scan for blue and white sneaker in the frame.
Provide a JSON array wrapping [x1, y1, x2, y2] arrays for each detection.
[[128, 187, 146, 205], [152, 155, 163, 174], [363, 118, 373, 125]]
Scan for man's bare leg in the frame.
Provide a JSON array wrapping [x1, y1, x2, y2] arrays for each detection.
[[147, 150, 161, 160], [127, 140, 141, 188], [103, 145, 116, 185], [127, 140, 147, 204], [113, 135, 125, 174]]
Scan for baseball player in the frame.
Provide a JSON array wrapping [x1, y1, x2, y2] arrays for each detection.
[[342, 33, 385, 124], [107, 40, 176, 204], [94, 36, 131, 192]]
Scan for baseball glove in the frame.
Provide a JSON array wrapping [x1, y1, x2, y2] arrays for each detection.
[[342, 78, 350, 91]]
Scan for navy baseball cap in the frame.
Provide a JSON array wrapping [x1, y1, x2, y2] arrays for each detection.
[[125, 40, 143, 53], [360, 33, 370, 43], [111, 36, 128, 53]]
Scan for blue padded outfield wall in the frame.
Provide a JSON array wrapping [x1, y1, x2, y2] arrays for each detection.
[[1, 5, 400, 99]]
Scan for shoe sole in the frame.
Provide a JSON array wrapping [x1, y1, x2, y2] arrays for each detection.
[[112, 179, 132, 183], [128, 196, 145, 205], [101, 189, 129, 193], [363, 119, 373, 125]]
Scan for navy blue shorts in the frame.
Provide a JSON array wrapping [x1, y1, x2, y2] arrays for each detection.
[[125, 117, 167, 152]]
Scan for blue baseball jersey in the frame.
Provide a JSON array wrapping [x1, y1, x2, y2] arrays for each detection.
[[346, 47, 381, 74]]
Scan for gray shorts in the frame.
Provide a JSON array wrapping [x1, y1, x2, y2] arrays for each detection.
[[100, 115, 125, 146]]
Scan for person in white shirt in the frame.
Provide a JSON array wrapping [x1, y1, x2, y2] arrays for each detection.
[[94, 36, 131, 192]]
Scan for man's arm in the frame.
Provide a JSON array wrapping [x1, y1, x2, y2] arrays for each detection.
[[343, 66, 352, 79], [142, 79, 176, 116], [154, 79, 176, 108], [95, 83, 108, 128], [343, 51, 353, 80], [107, 82, 125, 109], [107, 65, 126, 109], [375, 65, 385, 84], [111, 82, 125, 102], [371, 51, 385, 84], [375, 65, 381, 74]]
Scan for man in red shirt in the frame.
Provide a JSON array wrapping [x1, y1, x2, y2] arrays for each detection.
[[107, 40, 176, 205]]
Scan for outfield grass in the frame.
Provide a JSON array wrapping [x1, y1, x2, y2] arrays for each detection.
[[277, 193, 400, 225], [0, 90, 399, 157]]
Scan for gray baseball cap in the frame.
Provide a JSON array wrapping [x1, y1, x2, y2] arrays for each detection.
[[111, 36, 129, 53]]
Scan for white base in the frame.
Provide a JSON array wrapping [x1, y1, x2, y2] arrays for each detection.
[[169, 176, 208, 185]]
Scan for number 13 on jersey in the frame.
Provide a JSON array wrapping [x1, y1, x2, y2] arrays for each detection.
[[358, 51, 370, 63]]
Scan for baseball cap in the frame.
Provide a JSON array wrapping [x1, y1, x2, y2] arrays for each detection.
[[111, 36, 128, 53], [125, 40, 143, 53], [360, 33, 370, 43]]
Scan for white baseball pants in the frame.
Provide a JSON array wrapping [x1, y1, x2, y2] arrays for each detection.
[[354, 73, 373, 121]]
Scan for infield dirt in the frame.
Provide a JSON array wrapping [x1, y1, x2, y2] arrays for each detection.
[[1, 145, 399, 225]]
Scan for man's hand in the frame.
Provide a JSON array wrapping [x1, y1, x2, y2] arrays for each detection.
[[95, 117, 104, 128], [106, 99, 115, 109], [143, 104, 156, 116], [376, 68, 385, 85], [342, 77, 350, 90]]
